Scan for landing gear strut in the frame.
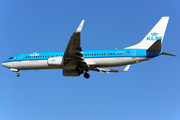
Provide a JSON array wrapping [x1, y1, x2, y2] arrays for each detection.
[[84, 72, 90, 79], [76, 67, 90, 79], [75, 67, 83, 75], [16, 72, 20, 77]]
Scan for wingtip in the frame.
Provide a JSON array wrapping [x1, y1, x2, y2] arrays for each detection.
[[123, 65, 131, 71], [75, 20, 85, 33]]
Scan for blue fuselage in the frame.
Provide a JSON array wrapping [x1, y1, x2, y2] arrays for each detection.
[[2, 49, 162, 70]]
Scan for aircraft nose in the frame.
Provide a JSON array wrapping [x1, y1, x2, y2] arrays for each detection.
[[2, 62, 7, 67]]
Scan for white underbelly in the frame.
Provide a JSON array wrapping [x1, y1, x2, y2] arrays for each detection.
[[7, 57, 148, 70], [86, 57, 147, 67], [10, 60, 50, 70]]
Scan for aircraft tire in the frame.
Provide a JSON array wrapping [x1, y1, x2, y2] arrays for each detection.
[[16, 73, 20, 77], [84, 73, 90, 79]]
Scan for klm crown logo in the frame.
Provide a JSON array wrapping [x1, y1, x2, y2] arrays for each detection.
[[147, 32, 162, 41], [51, 59, 56, 62], [151, 32, 158, 36]]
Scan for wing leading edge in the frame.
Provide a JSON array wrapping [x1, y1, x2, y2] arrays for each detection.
[[63, 20, 88, 68]]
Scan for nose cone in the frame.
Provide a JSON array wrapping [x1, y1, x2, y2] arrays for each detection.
[[2, 62, 7, 68]]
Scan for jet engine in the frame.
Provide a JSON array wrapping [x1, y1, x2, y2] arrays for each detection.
[[63, 69, 80, 76], [48, 57, 63, 65]]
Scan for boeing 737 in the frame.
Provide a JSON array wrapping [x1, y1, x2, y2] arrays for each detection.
[[2, 16, 176, 79]]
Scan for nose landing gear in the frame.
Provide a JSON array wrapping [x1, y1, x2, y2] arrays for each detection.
[[16, 72, 20, 77]]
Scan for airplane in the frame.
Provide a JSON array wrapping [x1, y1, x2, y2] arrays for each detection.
[[2, 16, 176, 79]]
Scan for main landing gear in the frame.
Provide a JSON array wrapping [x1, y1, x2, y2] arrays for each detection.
[[75, 67, 90, 79], [84, 72, 90, 79]]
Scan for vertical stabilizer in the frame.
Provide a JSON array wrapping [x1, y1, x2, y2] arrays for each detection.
[[125, 17, 169, 49]]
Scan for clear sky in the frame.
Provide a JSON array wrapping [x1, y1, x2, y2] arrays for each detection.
[[0, 0, 180, 120]]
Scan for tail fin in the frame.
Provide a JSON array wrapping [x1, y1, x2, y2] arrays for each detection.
[[146, 39, 177, 57], [125, 17, 169, 49], [147, 39, 161, 52]]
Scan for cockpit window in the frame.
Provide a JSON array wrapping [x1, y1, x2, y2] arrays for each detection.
[[9, 57, 13, 60]]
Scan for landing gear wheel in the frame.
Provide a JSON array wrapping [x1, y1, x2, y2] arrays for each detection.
[[84, 72, 90, 79], [16, 73, 20, 77]]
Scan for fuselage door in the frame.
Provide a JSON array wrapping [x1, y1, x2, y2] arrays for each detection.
[[131, 50, 136, 59], [18, 54, 23, 61]]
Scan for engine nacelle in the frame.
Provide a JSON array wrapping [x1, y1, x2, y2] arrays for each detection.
[[63, 69, 80, 76], [48, 57, 63, 65]]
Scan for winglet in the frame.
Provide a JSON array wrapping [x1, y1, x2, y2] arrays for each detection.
[[119, 65, 131, 72], [75, 20, 85, 33]]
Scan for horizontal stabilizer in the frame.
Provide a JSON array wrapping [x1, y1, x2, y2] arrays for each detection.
[[161, 52, 177, 57]]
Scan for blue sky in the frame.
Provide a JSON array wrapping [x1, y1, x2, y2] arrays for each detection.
[[0, 0, 180, 120]]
